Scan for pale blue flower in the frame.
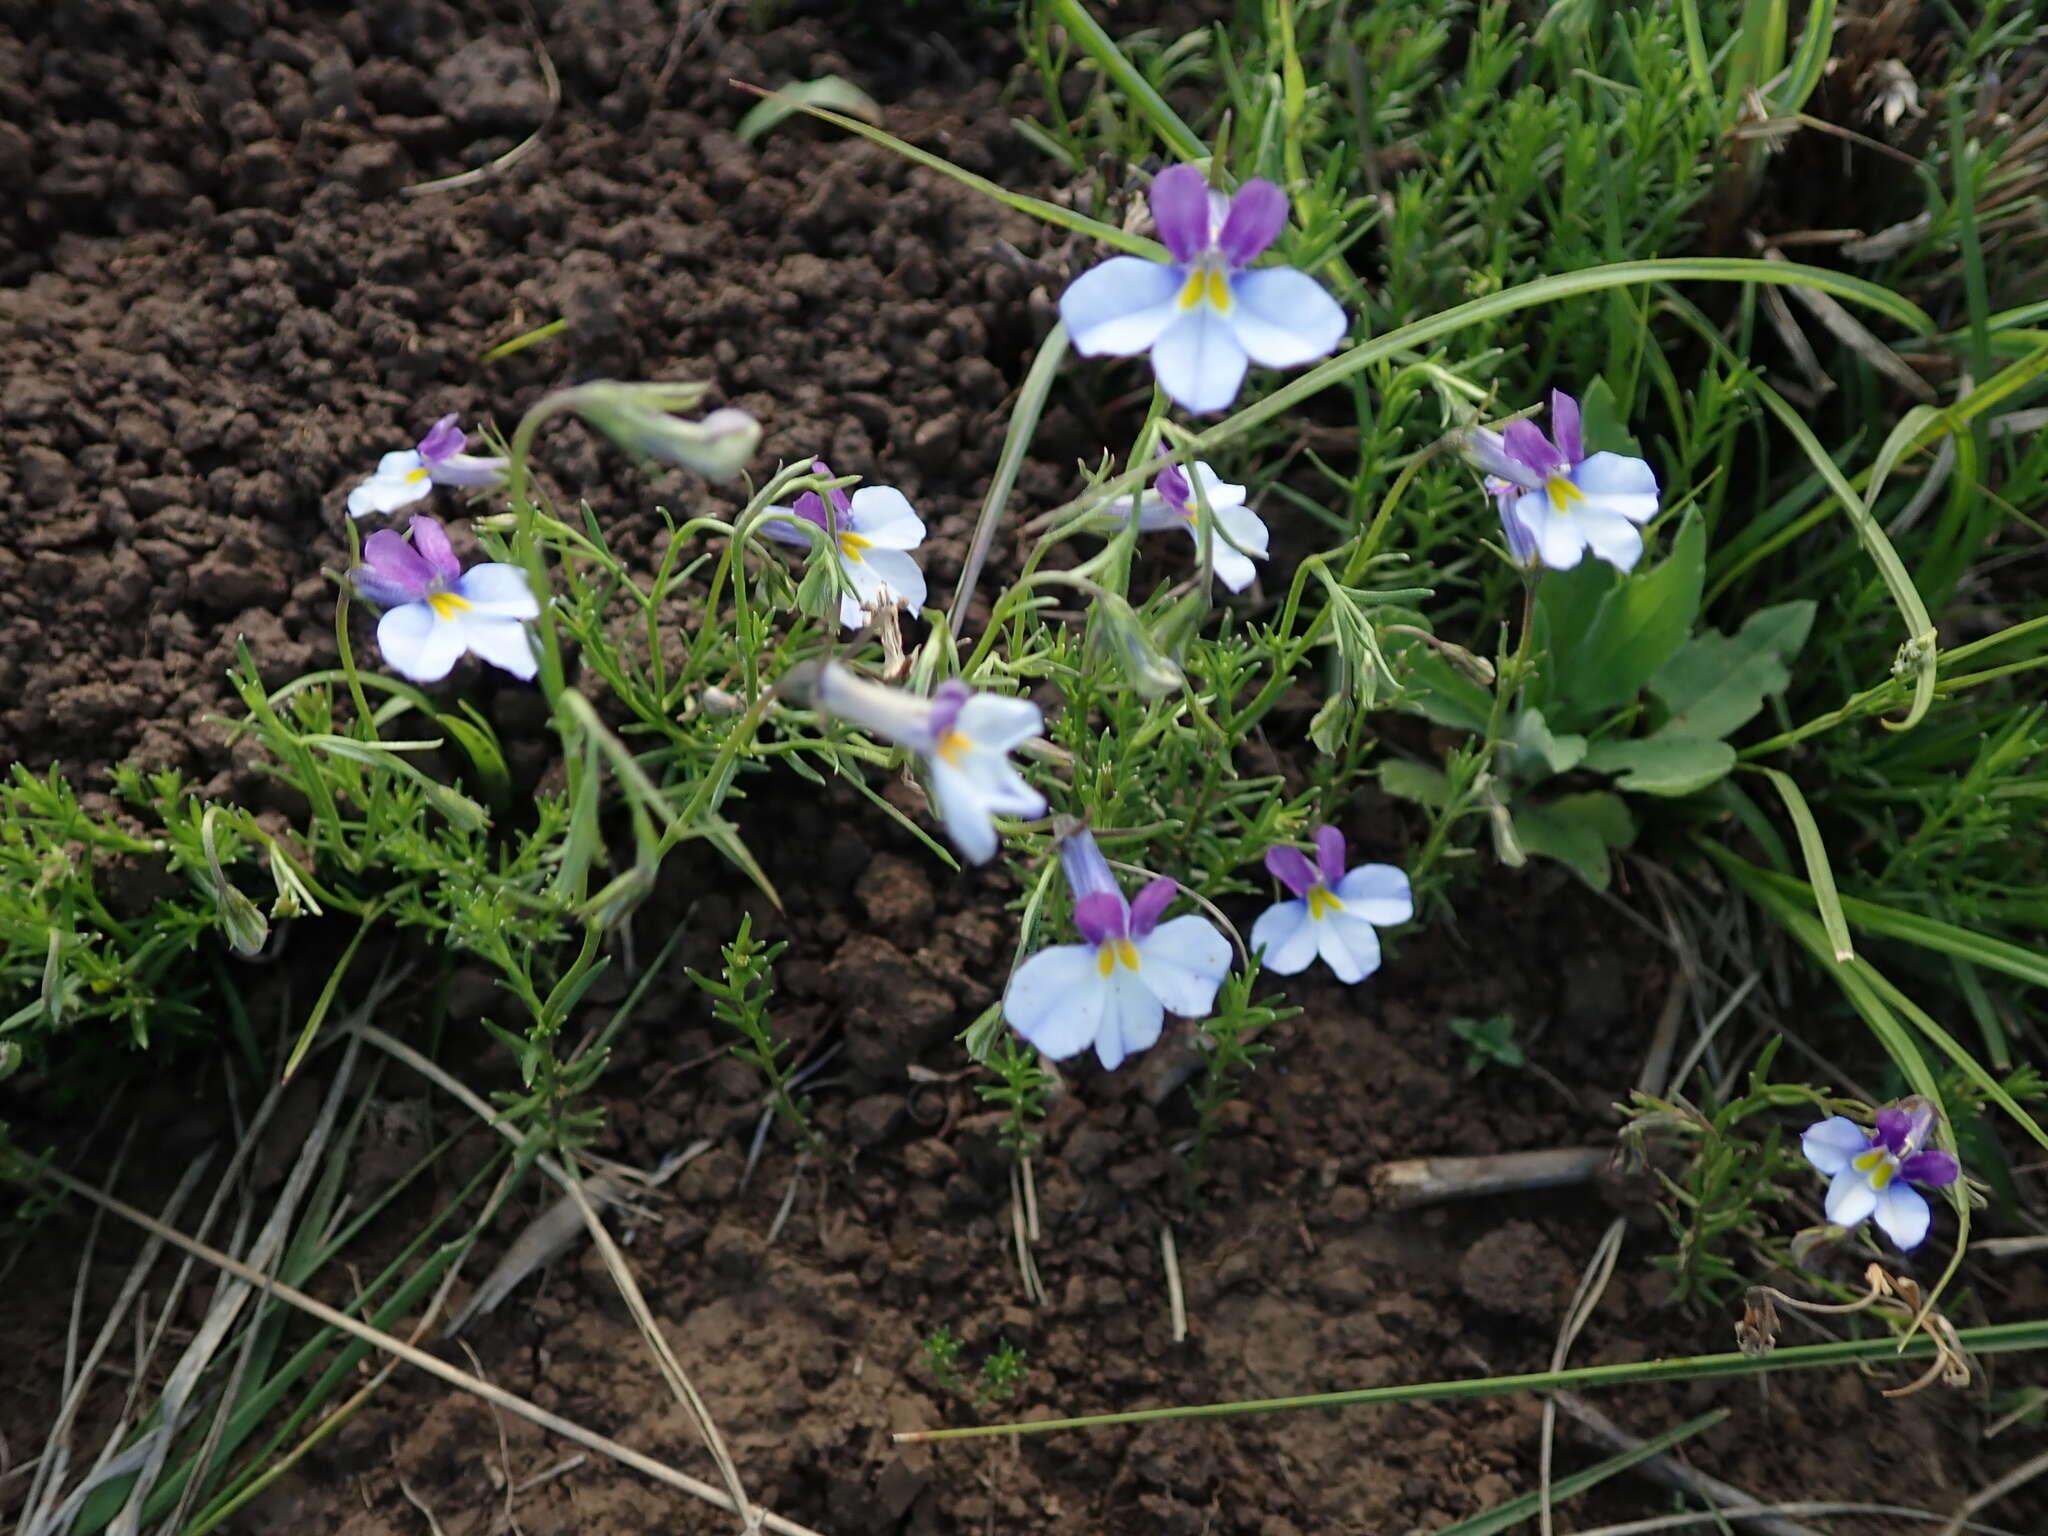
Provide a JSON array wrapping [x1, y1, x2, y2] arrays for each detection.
[[1801, 1099, 1961, 1251], [1461, 391, 1660, 572], [347, 414, 509, 518], [1248, 825, 1411, 983], [764, 460, 927, 630], [1110, 459, 1269, 592], [350, 514, 538, 683], [810, 661, 1044, 864], [1058, 165, 1347, 415], [1004, 828, 1233, 1070]]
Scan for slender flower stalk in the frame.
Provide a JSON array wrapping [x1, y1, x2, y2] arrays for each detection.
[[1003, 827, 1233, 1070], [1059, 164, 1346, 414]]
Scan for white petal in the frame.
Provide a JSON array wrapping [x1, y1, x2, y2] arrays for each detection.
[[956, 693, 1043, 750], [927, 760, 999, 864], [847, 486, 926, 549], [1186, 464, 1248, 511], [457, 617, 538, 680], [1132, 914, 1231, 1017], [1518, 492, 1589, 571], [1578, 508, 1646, 574], [1248, 899, 1318, 975], [1825, 1168, 1878, 1227], [1150, 308, 1250, 415], [950, 744, 1046, 817], [1096, 971, 1164, 1071], [1315, 910, 1383, 984], [347, 453, 433, 517], [1059, 258, 1186, 357], [851, 546, 927, 617], [1225, 266, 1347, 368], [376, 603, 467, 683], [1332, 864, 1413, 926], [1128, 490, 1183, 533], [1004, 945, 1108, 1061], [454, 562, 541, 618], [1193, 499, 1268, 592], [1873, 1183, 1932, 1249], [1204, 537, 1260, 593], [815, 663, 936, 748], [1801, 1116, 1871, 1176], [1573, 452, 1660, 523]]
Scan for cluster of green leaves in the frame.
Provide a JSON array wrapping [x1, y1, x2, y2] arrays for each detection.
[[687, 914, 822, 1153], [921, 1325, 1028, 1406]]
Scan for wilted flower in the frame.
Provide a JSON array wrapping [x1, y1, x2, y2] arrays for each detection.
[[1801, 1098, 1961, 1250], [569, 382, 761, 480], [1248, 825, 1412, 983], [350, 514, 539, 683], [1059, 164, 1346, 414], [808, 661, 1044, 864], [765, 461, 927, 630], [1459, 391, 1660, 572], [1003, 827, 1233, 1070], [1110, 460, 1270, 592], [347, 414, 509, 518]]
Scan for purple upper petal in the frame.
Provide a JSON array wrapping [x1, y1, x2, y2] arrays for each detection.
[[360, 527, 436, 600], [1149, 164, 1212, 264], [1550, 390, 1583, 464], [1314, 824, 1346, 886], [1073, 890, 1129, 946], [1265, 844, 1317, 898], [1874, 1107, 1914, 1155], [1216, 179, 1288, 266], [1898, 1149, 1960, 1188], [408, 514, 462, 584], [928, 678, 972, 737], [417, 413, 466, 463], [351, 564, 423, 609], [1502, 419, 1563, 480], [1155, 460, 1192, 510], [1127, 877, 1178, 938]]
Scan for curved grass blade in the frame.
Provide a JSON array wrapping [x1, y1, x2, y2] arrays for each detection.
[[1045, 0, 1208, 162], [1752, 767, 1853, 963]]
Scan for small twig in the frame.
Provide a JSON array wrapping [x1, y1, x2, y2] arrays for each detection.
[[1161, 1225, 1188, 1344], [1008, 1160, 1045, 1305], [396, 1475, 450, 1536], [1940, 1442, 2048, 1536], [1552, 1391, 1825, 1536], [765, 1154, 807, 1247], [405, 2, 560, 198], [1370, 1148, 1610, 1210], [510, 1454, 587, 1498], [1540, 1219, 1626, 1536]]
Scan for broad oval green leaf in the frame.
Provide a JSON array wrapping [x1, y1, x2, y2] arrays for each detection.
[[1649, 599, 1816, 741], [1582, 733, 1736, 796]]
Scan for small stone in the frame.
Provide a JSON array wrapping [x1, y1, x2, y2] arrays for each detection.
[[432, 39, 549, 134], [844, 1094, 903, 1148], [1458, 1220, 1574, 1322]]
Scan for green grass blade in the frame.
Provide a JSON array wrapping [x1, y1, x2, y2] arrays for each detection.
[[1752, 767, 1853, 962], [1772, 0, 1836, 115], [1044, 0, 1208, 162], [1437, 1410, 1729, 1536]]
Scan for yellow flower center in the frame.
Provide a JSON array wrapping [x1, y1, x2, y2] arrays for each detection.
[[836, 530, 870, 563], [426, 591, 472, 621], [1176, 266, 1233, 313], [1307, 885, 1345, 920], [1546, 473, 1584, 510], [1853, 1146, 1896, 1189], [936, 729, 969, 766], [406, 465, 430, 483], [1095, 938, 1142, 977]]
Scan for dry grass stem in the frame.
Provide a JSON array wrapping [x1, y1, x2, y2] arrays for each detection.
[[1370, 1148, 1610, 1210]]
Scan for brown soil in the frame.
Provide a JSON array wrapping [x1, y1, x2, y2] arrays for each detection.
[[4, 4, 2044, 1535]]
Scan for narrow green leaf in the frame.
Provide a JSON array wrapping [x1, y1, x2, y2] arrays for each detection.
[[1438, 1410, 1729, 1536], [1044, 0, 1208, 162], [1755, 767, 1853, 962], [735, 75, 882, 144]]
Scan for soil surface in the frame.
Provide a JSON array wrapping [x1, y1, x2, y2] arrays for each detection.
[[4, 4, 2044, 1535]]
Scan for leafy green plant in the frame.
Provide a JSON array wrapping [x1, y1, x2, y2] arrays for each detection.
[[687, 915, 822, 1154], [1448, 1013, 1523, 1076]]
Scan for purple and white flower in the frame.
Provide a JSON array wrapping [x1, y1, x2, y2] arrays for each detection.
[[1248, 825, 1412, 983], [810, 661, 1045, 864], [764, 461, 927, 630], [347, 414, 510, 519], [1460, 391, 1660, 572], [1111, 459, 1270, 592], [1058, 165, 1347, 415], [1003, 827, 1233, 1070], [349, 514, 539, 683], [1801, 1098, 1961, 1250]]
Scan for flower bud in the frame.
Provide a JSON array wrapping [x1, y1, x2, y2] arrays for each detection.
[[569, 382, 761, 481], [1086, 590, 1184, 698]]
